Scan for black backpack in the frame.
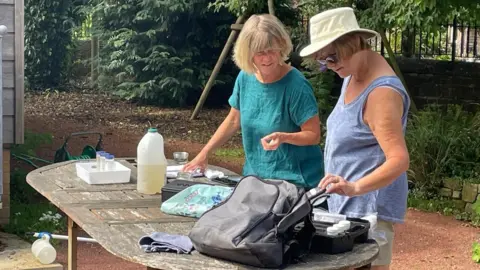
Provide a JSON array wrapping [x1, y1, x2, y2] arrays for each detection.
[[188, 175, 328, 268]]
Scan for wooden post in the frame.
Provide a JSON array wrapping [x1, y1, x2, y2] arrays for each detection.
[[452, 16, 458, 63], [68, 217, 78, 270], [0, 25, 6, 207], [91, 36, 99, 87], [190, 2, 278, 120], [380, 30, 417, 113], [190, 15, 246, 120], [91, 13, 99, 88], [268, 0, 275, 16]]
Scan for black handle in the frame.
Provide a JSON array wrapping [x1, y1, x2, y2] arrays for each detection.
[[65, 131, 103, 144], [306, 187, 326, 201]]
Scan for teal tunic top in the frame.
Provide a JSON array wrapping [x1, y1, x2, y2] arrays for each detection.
[[228, 68, 324, 188]]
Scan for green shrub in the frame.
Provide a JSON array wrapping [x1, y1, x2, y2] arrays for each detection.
[[406, 104, 480, 193], [4, 131, 65, 243], [25, 0, 86, 90], [301, 59, 335, 121], [91, 0, 238, 106]]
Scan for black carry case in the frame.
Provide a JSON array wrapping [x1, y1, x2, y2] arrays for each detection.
[[161, 173, 243, 202], [161, 180, 213, 202], [294, 216, 370, 254]]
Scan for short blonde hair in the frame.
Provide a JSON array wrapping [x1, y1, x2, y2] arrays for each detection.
[[233, 14, 293, 74], [329, 32, 371, 60]]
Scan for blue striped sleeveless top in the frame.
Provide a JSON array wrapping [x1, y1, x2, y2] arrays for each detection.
[[324, 75, 410, 223]]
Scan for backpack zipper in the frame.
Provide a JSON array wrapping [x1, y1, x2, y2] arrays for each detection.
[[232, 180, 280, 245], [196, 174, 273, 218], [233, 211, 275, 246]]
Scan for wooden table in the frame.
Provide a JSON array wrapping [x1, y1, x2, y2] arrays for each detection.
[[26, 158, 379, 270]]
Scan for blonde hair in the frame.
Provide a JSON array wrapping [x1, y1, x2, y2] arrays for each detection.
[[233, 14, 293, 74], [329, 32, 371, 60]]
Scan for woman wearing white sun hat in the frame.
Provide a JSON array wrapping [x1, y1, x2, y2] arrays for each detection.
[[300, 7, 411, 270]]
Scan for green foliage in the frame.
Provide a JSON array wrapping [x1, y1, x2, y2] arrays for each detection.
[[407, 190, 463, 215], [296, 0, 350, 17], [214, 148, 245, 158], [407, 190, 480, 226], [25, 0, 86, 90], [299, 59, 335, 148], [301, 59, 335, 120], [90, 0, 238, 106], [356, 0, 480, 32], [10, 131, 53, 203], [405, 105, 480, 193], [473, 242, 480, 263], [208, 0, 301, 21], [3, 201, 66, 245], [11, 131, 53, 157], [4, 131, 65, 244]]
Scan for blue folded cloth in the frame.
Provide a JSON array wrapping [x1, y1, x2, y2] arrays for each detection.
[[138, 232, 193, 254]]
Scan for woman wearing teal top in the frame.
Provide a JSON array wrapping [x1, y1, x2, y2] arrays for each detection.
[[183, 14, 324, 188]]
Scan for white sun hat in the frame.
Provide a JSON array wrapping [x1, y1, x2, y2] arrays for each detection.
[[299, 7, 380, 57]]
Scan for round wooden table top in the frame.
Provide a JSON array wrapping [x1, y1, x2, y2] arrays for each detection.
[[26, 158, 379, 270]]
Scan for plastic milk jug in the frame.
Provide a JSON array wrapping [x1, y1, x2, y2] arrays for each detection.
[[137, 128, 168, 194], [31, 234, 56, 265]]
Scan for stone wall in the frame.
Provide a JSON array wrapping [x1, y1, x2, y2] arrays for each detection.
[[440, 178, 480, 214], [394, 57, 480, 110]]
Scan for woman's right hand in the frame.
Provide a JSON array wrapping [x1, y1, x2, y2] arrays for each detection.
[[182, 152, 208, 173]]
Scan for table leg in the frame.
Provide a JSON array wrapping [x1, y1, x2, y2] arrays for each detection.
[[68, 217, 78, 270]]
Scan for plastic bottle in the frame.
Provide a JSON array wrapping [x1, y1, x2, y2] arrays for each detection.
[[338, 220, 351, 230], [326, 226, 341, 236], [31, 234, 56, 265], [96, 151, 105, 170], [137, 128, 167, 194], [100, 152, 108, 171], [361, 213, 387, 246], [333, 222, 348, 232], [106, 154, 115, 171]]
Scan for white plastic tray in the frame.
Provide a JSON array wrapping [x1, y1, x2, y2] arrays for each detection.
[[76, 161, 131, 185]]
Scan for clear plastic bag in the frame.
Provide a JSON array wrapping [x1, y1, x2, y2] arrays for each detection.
[[160, 184, 233, 218]]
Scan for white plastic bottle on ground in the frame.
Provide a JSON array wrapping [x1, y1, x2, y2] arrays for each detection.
[[137, 128, 167, 194], [31, 234, 56, 264]]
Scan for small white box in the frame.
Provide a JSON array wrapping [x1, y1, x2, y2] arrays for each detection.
[[75, 161, 131, 185]]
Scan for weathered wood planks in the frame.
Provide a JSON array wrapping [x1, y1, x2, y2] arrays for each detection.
[[26, 158, 379, 270]]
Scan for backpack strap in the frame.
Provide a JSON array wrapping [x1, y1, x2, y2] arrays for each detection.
[[282, 216, 316, 267]]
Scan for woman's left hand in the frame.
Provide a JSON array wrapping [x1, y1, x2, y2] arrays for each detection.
[[261, 132, 284, 150], [319, 173, 359, 197]]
